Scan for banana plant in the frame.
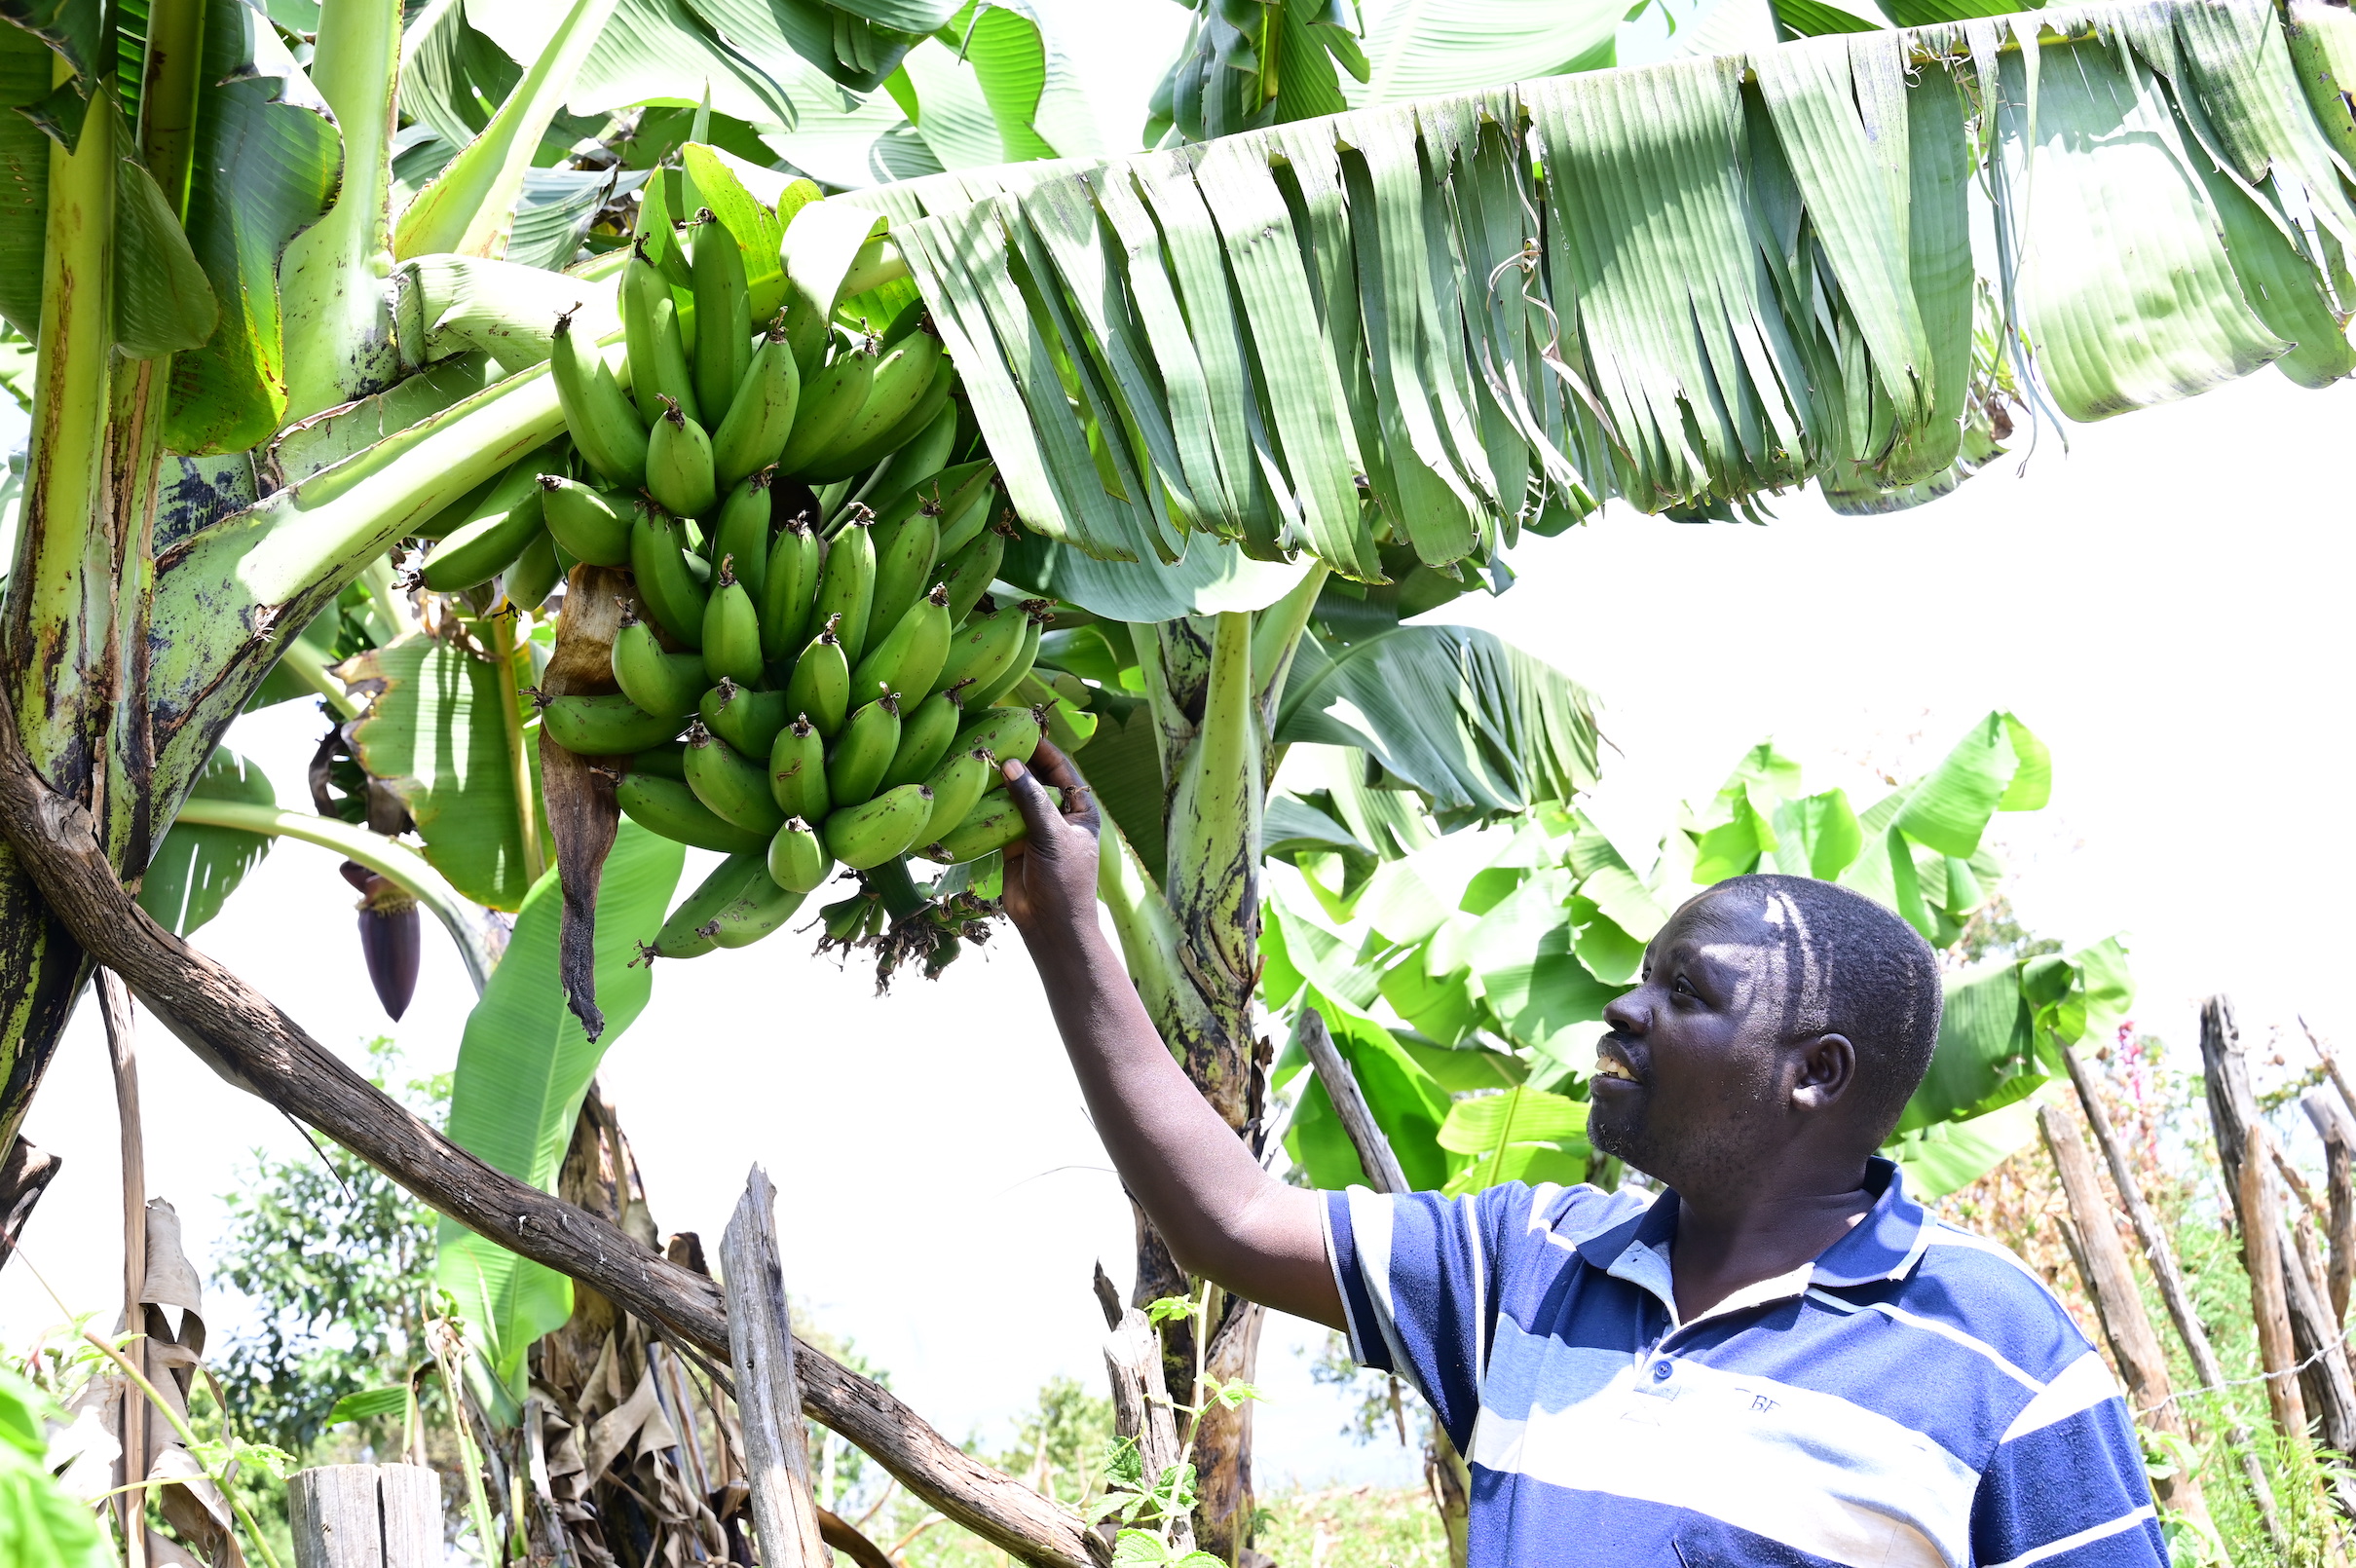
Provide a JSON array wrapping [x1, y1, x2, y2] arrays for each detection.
[[1256, 711, 2133, 1206]]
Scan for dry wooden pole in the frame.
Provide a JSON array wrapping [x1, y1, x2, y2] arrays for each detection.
[[2303, 1089, 2356, 1325], [2035, 1104, 2203, 1516], [2203, 997, 2356, 1450], [721, 1167, 830, 1568], [99, 969, 146, 1568], [2060, 1045, 2284, 1544], [2240, 1124, 2310, 1443], [1299, 1008, 1471, 1568], [0, 680, 1102, 1568], [288, 1464, 439, 1568], [1299, 1010, 1409, 1195], [1094, 1267, 1192, 1555]]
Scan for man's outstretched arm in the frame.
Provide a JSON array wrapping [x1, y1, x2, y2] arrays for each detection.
[[998, 742, 1343, 1330]]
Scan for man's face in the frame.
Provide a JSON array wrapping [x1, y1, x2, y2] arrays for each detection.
[[1589, 891, 1815, 1191]]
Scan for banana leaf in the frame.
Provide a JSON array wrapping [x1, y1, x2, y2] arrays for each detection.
[[1437, 1085, 1589, 1196], [1276, 625, 1599, 822], [1277, 986, 1454, 1191], [135, 745, 275, 936], [889, 0, 2352, 575], [345, 634, 546, 911], [435, 821, 684, 1403]]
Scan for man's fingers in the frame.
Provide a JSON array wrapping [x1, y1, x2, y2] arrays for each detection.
[[1028, 739, 1101, 835], [1001, 759, 1066, 849]]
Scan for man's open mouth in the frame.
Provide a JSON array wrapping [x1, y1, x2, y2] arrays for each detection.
[[1593, 1050, 1638, 1082]]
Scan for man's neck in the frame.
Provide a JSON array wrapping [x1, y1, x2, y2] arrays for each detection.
[[1664, 1162, 1875, 1324]]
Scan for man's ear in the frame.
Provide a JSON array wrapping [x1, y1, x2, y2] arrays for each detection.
[[1791, 1032, 1856, 1114]]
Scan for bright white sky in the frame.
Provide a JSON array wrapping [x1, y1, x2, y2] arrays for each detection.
[[6, 1, 2355, 1501]]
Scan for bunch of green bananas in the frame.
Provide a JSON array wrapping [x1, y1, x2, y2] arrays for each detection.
[[524, 204, 1057, 963]]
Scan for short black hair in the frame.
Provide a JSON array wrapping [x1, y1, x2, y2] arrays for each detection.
[[1695, 874, 1944, 1144]]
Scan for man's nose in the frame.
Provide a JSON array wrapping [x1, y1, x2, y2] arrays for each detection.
[[1603, 989, 1646, 1034]]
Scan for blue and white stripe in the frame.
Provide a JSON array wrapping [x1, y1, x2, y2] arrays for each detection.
[[1325, 1159, 2166, 1568]]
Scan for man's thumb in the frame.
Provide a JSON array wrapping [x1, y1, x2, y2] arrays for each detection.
[[1001, 760, 1062, 849]]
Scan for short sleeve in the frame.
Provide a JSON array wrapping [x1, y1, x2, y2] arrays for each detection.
[[1968, 1354, 2166, 1567], [1323, 1183, 1536, 1452]]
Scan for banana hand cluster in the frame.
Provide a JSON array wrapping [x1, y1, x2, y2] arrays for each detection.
[[526, 202, 1056, 963]]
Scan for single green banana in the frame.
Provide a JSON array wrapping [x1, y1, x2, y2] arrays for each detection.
[[611, 607, 707, 719], [817, 887, 876, 944], [850, 583, 951, 702], [541, 476, 633, 567], [622, 244, 698, 425], [632, 742, 688, 780], [812, 511, 878, 664], [767, 817, 833, 894], [714, 325, 802, 489], [701, 678, 791, 758], [932, 599, 1027, 697], [759, 507, 820, 660], [415, 471, 499, 541], [935, 483, 1001, 560], [709, 473, 773, 604], [648, 395, 719, 520], [937, 520, 1005, 625], [969, 607, 1044, 710], [930, 789, 1042, 864], [419, 462, 546, 591], [691, 209, 754, 423], [866, 504, 940, 644], [708, 873, 806, 950], [551, 307, 648, 489], [776, 348, 877, 476], [653, 853, 768, 958], [783, 615, 850, 735], [954, 704, 1044, 770], [800, 334, 945, 483], [505, 530, 564, 610], [768, 714, 831, 820], [539, 693, 683, 756], [823, 783, 935, 871], [701, 559, 765, 686], [865, 403, 959, 517], [617, 772, 767, 854], [826, 691, 901, 806], [805, 355, 954, 485], [629, 505, 708, 648], [684, 721, 787, 835], [882, 686, 964, 790], [916, 746, 993, 844]]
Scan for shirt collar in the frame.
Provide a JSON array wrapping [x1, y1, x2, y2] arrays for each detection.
[[1570, 1156, 1931, 1291]]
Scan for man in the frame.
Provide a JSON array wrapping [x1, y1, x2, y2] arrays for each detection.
[[997, 743, 2166, 1568]]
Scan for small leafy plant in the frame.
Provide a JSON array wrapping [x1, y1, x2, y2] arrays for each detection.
[[1085, 1286, 1265, 1566]]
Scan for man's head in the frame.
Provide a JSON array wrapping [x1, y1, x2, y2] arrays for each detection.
[[1589, 875, 1942, 1196]]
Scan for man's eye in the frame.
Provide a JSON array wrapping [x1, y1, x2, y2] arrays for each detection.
[[1671, 976, 1696, 997]]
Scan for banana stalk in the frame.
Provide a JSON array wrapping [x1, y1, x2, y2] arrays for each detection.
[[280, 0, 405, 419], [168, 800, 499, 991]]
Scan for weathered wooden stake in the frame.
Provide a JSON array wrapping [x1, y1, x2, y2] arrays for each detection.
[[720, 1166, 830, 1568], [288, 1464, 439, 1568], [2036, 1103, 2204, 1518], [1094, 1264, 1192, 1554], [2304, 1088, 2356, 1325], [1299, 1008, 1470, 1568], [2240, 1124, 2310, 1443], [2061, 1043, 2286, 1545]]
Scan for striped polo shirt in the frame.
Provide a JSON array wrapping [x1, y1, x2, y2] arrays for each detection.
[[1323, 1159, 2166, 1567]]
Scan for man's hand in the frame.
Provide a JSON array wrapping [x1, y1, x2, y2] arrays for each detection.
[[998, 739, 1100, 941], [996, 735, 1343, 1330]]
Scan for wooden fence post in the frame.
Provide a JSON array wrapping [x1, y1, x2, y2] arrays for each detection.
[[2061, 1043, 2286, 1547], [288, 1464, 439, 1568], [2239, 1124, 2310, 1443], [2202, 997, 2356, 1450], [720, 1166, 831, 1568], [1299, 1009, 1470, 1568], [1094, 1265, 1193, 1554], [2302, 1088, 2356, 1325], [2036, 1103, 2204, 1518]]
